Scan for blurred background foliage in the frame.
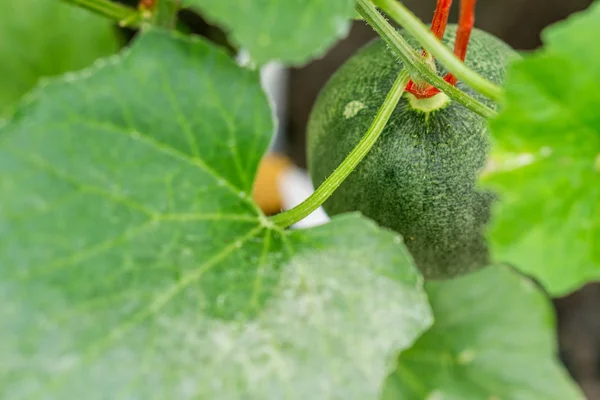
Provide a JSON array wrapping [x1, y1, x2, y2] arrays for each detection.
[[0, 0, 121, 116]]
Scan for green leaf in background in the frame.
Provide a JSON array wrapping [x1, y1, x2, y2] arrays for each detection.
[[483, 2, 600, 296], [383, 266, 583, 400], [183, 0, 356, 65], [0, 0, 120, 116], [0, 29, 432, 399]]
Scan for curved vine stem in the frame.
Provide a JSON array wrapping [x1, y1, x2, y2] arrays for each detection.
[[269, 69, 411, 229], [373, 0, 505, 103], [356, 0, 495, 119]]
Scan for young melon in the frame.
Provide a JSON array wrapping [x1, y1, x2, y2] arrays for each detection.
[[307, 26, 517, 279]]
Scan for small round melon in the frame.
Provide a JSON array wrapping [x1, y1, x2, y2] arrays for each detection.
[[307, 26, 517, 279]]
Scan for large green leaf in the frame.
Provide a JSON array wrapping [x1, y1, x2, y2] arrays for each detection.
[[484, 2, 600, 295], [0, 29, 432, 399], [383, 266, 583, 400], [0, 0, 120, 116], [183, 0, 356, 65]]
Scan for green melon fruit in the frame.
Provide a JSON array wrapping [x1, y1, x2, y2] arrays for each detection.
[[307, 26, 517, 279]]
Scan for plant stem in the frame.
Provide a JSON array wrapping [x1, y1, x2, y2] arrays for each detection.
[[373, 0, 504, 103], [430, 0, 453, 41], [454, 0, 477, 62], [62, 0, 138, 24], [356, 0, 496, 119], [154, 0, 180, 29], [270, 70, 411, 229]]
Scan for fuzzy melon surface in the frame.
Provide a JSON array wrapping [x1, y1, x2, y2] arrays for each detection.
[[308, 26, 517, 279]]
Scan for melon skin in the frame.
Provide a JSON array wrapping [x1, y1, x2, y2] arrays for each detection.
[[307, 26, 517, 279]]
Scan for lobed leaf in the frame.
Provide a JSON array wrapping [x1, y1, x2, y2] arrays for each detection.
[[183, 0, 356, 65], [384, 266, 583, 400], [0, 29, 432, 399]]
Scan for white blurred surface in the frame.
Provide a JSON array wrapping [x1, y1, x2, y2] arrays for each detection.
[[279, 167, 330, 229]]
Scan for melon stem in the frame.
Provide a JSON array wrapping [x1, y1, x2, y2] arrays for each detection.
[[455, 0, 476, 61], [356, 0, 496, 118], [407, 0, 476, 98], [420, 0, 452, 61], [445, 0, 477, 85], [269, 70, 411, 229], [374, 0, 504, 102], [431, 0, 453, 40]]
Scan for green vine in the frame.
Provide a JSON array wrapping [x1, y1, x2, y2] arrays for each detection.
[[374, 0, 505, 102], [356, 0, 496, 119], [270, 69, 411, 229]]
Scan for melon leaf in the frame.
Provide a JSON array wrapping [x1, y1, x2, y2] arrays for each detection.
[[0, 0, 120, 116], [0, 29, 432, 399], [383, 266, 583, 400], [484, 2, 600, 295], [182, 0, 356, 65]]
